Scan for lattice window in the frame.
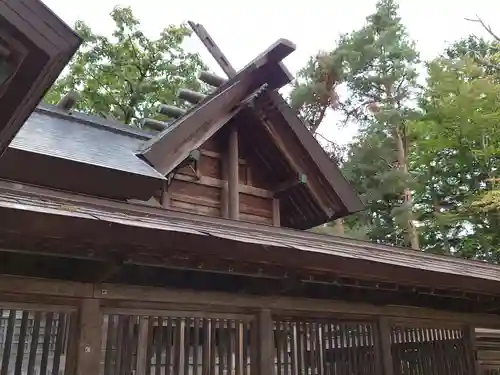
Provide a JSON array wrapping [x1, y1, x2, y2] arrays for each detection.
[[101, 313, 254, 375], [391, 323, 473, 375], [273, 317, 380, 375], [0, 308, 72, 375]]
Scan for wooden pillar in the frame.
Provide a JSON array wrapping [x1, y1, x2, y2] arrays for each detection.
[[136, 317, 150, 375], [377, 317, 394, 375], [257, 309, 274, 375], [272, 199, 280, 227], [465, 325, 481, 375], [228, 125, 239, 219], [64, 312, 79, 375], [75, 298, 102, 375], [221, 152, 229, 218]]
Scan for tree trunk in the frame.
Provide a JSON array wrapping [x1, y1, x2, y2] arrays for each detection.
[[394, 129, 420, 250], [332, 218, 345, 236]]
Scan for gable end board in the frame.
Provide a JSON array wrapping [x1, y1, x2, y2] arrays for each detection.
[[0, 0, 81, 157], [267, 92, 365, 216]]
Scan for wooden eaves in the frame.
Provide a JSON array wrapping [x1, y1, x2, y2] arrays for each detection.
[[0, 0, 82, 156], [2, 180, 500, 314]]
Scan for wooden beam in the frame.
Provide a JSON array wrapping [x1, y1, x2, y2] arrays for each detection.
[[157, 104, 186, 118], [273, 173, 308, 196], [377, 317, 394, 375], [136, 317, 149, 375], [188, 22, 237, 77], [64, 312, 79, 375], [94, 282, 500, 328], [272, 198, 280, 227], [251, 108, 334, 218], [75, 298, 102, 375], [221, 148, 229, 218], [257, 309, 274, 375], [200, 149, 248, 165], [178, 88, 206, 104], [173, 173, 273, 199], [0, 274, 93, 297], [465, 325, 481, 375], [56, 90, 79, 111], [141, 118, 169, 132], [199, 71, 226, 87], [94, 259, 125, 284], [228, 125, 239, 219]]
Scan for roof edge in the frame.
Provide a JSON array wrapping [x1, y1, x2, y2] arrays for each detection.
[[268, 92, 365, 215], [34, 103, 153, 141]]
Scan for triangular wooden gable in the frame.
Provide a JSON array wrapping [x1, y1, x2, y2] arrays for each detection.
[[138, 40, 363, 229]]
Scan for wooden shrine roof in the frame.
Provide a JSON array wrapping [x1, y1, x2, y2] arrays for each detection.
[[0, 0, 81, 156], [1, 180, 500, 300], [0, 103, 165, 200]]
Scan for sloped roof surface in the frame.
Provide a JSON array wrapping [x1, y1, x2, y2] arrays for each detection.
[[1, 181, 500, 296], [9, 105, 164, 180]]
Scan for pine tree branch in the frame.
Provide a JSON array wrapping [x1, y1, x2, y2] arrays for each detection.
[[465, 15, 500, 43]]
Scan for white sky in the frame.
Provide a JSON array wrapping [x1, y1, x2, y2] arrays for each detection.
[[43, 0, 498, 144]]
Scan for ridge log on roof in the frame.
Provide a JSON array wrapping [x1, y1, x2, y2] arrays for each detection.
[[138, 38, 295, 176], [0, 0, 81, 157]]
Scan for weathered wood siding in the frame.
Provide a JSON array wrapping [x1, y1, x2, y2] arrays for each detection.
[[167, 133, 274, 225]]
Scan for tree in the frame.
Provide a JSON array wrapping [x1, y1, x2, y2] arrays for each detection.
[[411, 56, 500, 261], [292, 0, 421, 248], [45, 6, 205, 126]]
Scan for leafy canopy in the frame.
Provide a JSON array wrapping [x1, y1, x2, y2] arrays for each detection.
[[45, 6, 205, 125]]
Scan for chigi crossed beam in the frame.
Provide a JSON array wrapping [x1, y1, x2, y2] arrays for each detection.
[[187, 21, 238, 79]]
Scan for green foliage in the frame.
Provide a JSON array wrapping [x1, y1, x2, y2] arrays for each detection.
[[411, 56, 500, 260], [295, 0, 500, 261], [294, 0, 422, 247], [45, 6, 206, 125]]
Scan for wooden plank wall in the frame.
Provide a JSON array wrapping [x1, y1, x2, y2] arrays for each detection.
[[167, 134, 274, 225]]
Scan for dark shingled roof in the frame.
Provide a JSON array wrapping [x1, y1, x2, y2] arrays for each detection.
[[9, 103, 163, 180]]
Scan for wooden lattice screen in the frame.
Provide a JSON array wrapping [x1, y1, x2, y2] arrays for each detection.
[[391, 323, 474, 375], [100, 313, 254, 375], [273, 317, 381, 375], [0, 308, 73, 375]]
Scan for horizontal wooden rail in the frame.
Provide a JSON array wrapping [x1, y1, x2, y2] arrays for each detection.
[[1, 275, 500, 328]]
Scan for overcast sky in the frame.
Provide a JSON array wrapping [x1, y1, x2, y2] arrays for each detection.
[[43, 0, 498, 144]]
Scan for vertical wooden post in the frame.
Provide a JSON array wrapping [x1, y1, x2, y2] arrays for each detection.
[[64, 312, 79, 375], [75, 298, 102, 375], [221, 153, 229, 218], [272, 199, 280, 227], [377, 317, 394, 375], [258, 309, 274, 375], [136, 317, 150, 375], [465, 325, 481, 375], [228, 125, 239, 219]]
